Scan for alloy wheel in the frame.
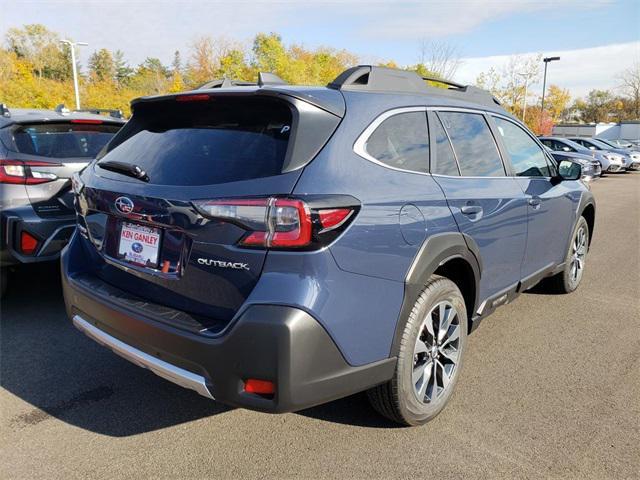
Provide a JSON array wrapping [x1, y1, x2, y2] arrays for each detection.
[[570, 225, 587, 286], [412, 301, 461, 404]]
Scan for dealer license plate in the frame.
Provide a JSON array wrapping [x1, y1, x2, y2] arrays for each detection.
[[118, 222, 161, 267]]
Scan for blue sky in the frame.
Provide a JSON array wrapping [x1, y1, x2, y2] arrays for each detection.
[[3, 0, 639, 97]]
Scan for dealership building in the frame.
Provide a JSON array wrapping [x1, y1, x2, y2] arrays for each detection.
[[552, 121, 640, 141]]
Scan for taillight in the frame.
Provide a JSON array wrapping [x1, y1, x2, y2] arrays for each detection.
[[0, 160, 61, 185], [193, 196, 358, 250]]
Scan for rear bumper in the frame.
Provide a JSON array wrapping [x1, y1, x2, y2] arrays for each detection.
[[61, 241, 395, 413], [1, 206, 75, 267]]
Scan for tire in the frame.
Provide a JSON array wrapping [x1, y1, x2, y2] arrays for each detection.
[[545, 216, 589, 294], [367, 275, 468, 426]]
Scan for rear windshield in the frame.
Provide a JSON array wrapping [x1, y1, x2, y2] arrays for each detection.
[[97, 97, 293, 186], [8, 123, 121, 158]]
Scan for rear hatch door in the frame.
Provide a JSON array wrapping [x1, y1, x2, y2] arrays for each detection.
[[1, 120, 122, 216], [77, 92, 342, 332]]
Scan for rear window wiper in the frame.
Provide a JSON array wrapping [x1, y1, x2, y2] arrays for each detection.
[[97, 160, 149, 182]]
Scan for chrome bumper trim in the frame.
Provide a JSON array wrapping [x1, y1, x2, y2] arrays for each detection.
[[72, 315, 214, 399]]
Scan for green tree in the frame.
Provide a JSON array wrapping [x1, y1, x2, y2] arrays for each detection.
[[581, 89, 616, 123], [252, 33, 287, 76], [5, 24, 71, 80], [88, 48, 116, 82], [114, 50, 134, 86], [545, 85, 571, 123]]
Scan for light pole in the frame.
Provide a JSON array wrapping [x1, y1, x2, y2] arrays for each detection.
[[60, 39, 88, 110], [540, 56, 560, 119], [517, 72, 534, 123]]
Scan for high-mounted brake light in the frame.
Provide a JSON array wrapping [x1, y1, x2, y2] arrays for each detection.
[[176, 94, 211, 102], [193, 197, 358, 250], [70, 119, 103, 124], [0, 160, 61, 185]]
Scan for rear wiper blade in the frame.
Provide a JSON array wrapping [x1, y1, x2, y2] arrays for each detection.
[[98, 160, 149, 182]]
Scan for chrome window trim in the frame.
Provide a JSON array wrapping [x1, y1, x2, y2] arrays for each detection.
[[353, 106, 431, 176]]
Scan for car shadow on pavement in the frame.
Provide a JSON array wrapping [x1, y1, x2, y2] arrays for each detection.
[[1, 263, 230, 437], [1, 263, 396, 435], [297, 393, 403, 428]]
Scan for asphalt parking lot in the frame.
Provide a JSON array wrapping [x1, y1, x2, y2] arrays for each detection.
[[1, 173, 639, 479]]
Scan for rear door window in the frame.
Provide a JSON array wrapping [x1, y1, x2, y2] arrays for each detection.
[[364, 111, 429, 173], [9, 123, 121, 158], [97, 97, 293, 186], [438, 112, 505, 177]]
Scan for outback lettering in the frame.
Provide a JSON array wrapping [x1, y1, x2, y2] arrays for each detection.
[[197, 258, 250, 270]]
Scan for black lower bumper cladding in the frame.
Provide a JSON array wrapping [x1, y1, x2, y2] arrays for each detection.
[[61, 238, 396, 413]]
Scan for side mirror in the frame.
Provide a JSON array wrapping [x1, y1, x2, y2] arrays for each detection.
[[556, 159, 582, 181]]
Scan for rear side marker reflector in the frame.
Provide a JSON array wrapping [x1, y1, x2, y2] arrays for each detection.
[[244, 379, 275, 395], [20, 231, 38, 255]]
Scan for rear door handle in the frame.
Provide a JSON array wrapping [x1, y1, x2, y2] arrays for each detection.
[[528, 198, 542, 209], [461, 205, 483, 215]]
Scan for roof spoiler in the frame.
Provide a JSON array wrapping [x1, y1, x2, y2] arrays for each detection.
[[54, 104, 124, 119], [328, 65, 501, 107], [197, 72, 287, 90]]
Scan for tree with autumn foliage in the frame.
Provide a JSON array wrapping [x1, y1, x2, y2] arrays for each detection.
[[1, 24, 637, 124]]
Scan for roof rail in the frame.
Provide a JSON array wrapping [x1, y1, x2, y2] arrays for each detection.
[[197, 72, 288, 90], [54, 103, 71, 115], [75, 108, 124, 119], [197, 78, 257, 89], [328, 65, 501, 107], [0, 103, 10, 118], [421, 75, 465, 90], [54, 104, 123, 119]]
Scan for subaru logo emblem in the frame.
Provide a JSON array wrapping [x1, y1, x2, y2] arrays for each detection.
[[115, 196, 134, 214]]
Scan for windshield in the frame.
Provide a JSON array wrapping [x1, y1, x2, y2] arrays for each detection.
[[560, 138, 590, 151], [588, 138, 616, 150], [598, 138, 631, 148]]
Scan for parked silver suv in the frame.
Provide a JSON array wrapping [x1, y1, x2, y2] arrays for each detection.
[[0, 105, 124, 297]]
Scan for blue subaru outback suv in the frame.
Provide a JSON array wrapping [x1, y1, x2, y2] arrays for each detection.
[[62, 66, 595, 426]]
